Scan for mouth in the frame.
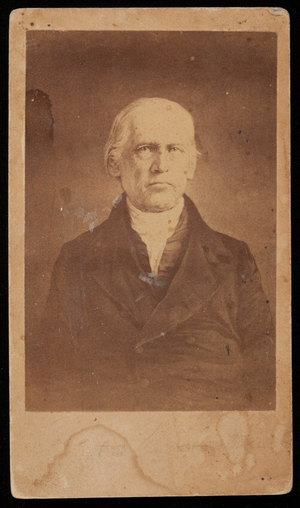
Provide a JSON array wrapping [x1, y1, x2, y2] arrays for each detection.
[[147, 182, 172, 187]]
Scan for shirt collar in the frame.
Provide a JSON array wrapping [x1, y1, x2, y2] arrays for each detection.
[[126, 196, 185, 237]]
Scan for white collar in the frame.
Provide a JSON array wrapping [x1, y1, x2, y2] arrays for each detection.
[[126, 196, 185, 275], [126, 196, 184, 237]]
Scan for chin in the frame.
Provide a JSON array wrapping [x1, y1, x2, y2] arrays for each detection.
[[143, 190, 178, 213]]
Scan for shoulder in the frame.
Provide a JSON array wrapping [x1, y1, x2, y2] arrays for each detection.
[[56, 216, 114, 266], [213, 229, 253, 260], [206, 228, 258, 281], [53, 196, 127, 272], [59, 196, 127, 261], [187, 197, 251, 253], [185, 195, 256, 271]]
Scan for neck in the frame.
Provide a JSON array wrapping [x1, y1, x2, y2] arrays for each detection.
[[126, 197, 184, 217], [126, 196, 185, 238]]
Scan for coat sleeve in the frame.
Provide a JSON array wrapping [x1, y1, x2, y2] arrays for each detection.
[[26, 242, 88, 409], [236, 242, 276, 408]]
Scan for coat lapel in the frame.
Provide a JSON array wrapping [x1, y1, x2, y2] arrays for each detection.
[[84, 194, 234, 343], [85, 196, 146, 325], [135, 197, 234, 348]]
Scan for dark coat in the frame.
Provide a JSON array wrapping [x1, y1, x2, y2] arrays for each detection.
[[27, 194, 275, 411]]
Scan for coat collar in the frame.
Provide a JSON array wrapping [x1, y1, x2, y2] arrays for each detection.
[[84, 193, 234, 347]]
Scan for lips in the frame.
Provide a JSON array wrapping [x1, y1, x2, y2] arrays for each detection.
[[147, 182, 172, 187]]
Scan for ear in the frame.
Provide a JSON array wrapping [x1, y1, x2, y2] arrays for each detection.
[[107, 156, 121, 178], [187, 145, 202, 180], [187, 153, 197, 180]]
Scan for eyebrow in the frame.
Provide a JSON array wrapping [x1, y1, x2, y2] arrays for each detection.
[[134, 142, 158, 149]]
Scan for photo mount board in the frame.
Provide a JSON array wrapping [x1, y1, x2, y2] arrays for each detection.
[[9, 7, 291, 498]]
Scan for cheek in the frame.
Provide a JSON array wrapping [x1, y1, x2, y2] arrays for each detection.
[[173, 159, 190, 180], [121, 162, 148, 192], [132, 161, 152, 182], [120, 158, 136, 180]]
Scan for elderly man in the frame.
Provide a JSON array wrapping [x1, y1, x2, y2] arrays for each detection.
[[29, 97, 275, 411]]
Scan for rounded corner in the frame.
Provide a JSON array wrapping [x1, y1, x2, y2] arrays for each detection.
[[9, 8, 24, 24]]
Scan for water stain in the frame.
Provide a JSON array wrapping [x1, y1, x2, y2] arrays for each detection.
[[33, 424, 173, 497]]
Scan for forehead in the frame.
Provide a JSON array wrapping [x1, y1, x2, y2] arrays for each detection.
[[128, 105, 195, 146]]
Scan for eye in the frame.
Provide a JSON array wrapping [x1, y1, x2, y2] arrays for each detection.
[[135, 145, 156, 159], [137, 146, 152, 153], [168, 146, 182, 153]]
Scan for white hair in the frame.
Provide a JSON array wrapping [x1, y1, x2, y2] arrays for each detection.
[[104, 97, 200, 176]]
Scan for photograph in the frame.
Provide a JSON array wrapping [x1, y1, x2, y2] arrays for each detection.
[[25, 30, 276, 412]]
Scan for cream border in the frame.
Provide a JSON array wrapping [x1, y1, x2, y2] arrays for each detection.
[[9, 8, 291, 498]]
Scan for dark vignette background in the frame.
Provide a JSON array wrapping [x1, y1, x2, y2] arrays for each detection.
[[25, 30, 277, 337]]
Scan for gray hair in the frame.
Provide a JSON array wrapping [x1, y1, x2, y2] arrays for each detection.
[[104, 97, 200, 176]]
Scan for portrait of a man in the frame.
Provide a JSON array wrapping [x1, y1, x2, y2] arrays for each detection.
[[25, 31, 276, 412]]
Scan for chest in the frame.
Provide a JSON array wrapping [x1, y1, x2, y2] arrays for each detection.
[[80, 269, 241, 353]]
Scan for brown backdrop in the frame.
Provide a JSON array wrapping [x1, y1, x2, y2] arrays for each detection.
[[25, 30, 277, 329]]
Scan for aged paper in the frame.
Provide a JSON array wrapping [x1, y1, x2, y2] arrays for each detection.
[[10, 8, 291, 497]]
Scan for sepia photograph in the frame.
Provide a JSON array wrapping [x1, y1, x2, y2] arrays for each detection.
[[25, 30, 276, 412]]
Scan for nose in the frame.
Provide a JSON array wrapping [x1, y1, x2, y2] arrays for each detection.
[[151, 150, 169, 173]]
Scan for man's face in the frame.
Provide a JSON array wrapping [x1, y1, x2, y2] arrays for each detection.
[[116, 106, 196, 212]]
